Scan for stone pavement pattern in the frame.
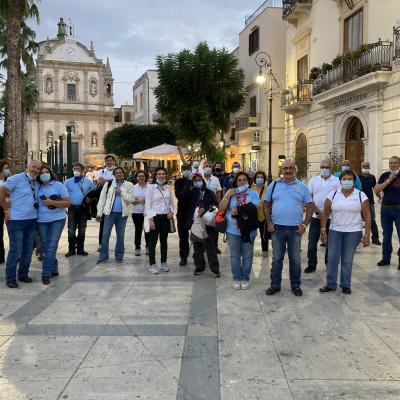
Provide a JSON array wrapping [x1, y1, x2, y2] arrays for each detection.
[[0, 219, 400, 399]]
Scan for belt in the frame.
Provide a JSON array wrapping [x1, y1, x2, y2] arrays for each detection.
[[382, 205, 400, 208]]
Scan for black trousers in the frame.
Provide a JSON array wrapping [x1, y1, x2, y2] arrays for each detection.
[[258, 220, 269, 252], [0, 207, 4, 262], [148, 214, 169, 266], [193, 227, 219, 273], [67, 206, 88, 252], [177, 215, 190, 260], [132, 213, 150, 249], [99, 216, 104, 246], [307, 217, 330, 269]]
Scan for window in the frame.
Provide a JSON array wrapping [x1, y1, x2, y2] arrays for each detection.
[[124, 112, 131, 122], [297, 55, 308, 81], [135, 96, 138, 112], [249, 96, 257, 116], [249, 27, 259, 56], [67, 84, 76, 101], [344, 8, 363, 51], [139, 93, 143, 110]]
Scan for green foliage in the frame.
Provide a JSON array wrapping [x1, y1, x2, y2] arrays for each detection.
[[154, 42, 245, 159], [309, 67, 321, 80], [103, 124, 176, 160], [321, 62, 332, 74], [327, 147, 344, 173]]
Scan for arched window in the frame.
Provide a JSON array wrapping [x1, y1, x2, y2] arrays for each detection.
[[295, 132, 308, 179]]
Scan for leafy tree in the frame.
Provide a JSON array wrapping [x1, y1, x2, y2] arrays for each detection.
[[328, 147, 344, 173], [155, 42, 245, 159], [103, 124, 176, 160]]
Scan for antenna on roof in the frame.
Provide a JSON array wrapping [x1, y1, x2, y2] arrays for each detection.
[[68, 18, 74, 36]]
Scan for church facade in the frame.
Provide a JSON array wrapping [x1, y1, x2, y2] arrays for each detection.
[[27, 18, 115, 166]]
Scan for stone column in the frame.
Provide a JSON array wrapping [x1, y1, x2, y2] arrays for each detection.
[[83, 69, 88, 111]]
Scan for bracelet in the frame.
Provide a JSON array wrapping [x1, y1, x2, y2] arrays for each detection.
[[301, 223, 307, 230], [320, 228, 326, 232]]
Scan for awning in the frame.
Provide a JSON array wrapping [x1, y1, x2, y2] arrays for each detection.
[[133, 143, 188, 161]]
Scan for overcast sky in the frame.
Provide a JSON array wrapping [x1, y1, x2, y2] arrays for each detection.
[[34, 0, 264, 107]]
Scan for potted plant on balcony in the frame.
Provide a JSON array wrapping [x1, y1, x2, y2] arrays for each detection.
[[309, 67, 321, 80], [332, 54, 342, 67], [321, 62, 333, 74]]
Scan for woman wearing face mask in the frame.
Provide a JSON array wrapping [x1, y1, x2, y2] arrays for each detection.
[[319, 170, 371, 294], [187, 173, 220, 276], [0, 160, 10, 263], [252, 171, 269, 257], [219, 172, 260, 289], [145, 167, 175, 274], [96, 167, 134, 264], [37, 165, 70, 284]]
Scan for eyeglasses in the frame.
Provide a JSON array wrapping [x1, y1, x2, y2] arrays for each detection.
[[283, 167, 295, 170]]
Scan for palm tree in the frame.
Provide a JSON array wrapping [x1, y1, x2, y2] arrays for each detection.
[[0, 0, 39, 171]]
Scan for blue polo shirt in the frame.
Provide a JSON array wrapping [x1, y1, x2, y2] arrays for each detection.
[[64, 177, 94, 206], [333, 172, 362, 190], [265, 178, 312, 226], [38, 181, 69, 223], [112, 183, 123, 212], [226, 188, 260, 236], [3, 172, 38, 220]]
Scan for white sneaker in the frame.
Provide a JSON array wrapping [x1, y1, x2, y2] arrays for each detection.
[[241, 281, 250, 290], [233, 281, 241, 290], [134, 249, 141, 256], [160, 262, 169, 272], [148, 265, 159, 274]]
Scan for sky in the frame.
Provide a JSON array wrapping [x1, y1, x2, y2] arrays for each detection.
[[33, 0, 265, 107]]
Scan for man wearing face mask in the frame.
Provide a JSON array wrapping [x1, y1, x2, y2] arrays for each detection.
[[174, 163, 192, 266], [333, 160, 362, 189], [64, 163, 95, 257], [305, 159, 340, 273], [203, 160, 222, 202], [96, 154, 115, 185], [212, 162, 226, 188], [375, 156, 400, 268], [358, 161, 381, 246], [223, 161, 241, 195], [0, 160, 41, 288]]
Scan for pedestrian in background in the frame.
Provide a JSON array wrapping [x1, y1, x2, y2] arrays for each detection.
[[132, 170, 149, 256], [213, 162, 226, 189], [0, 159, 10, 264], [333, 160, 362, 189], [145, 166, 175, 274], [37, 165, 70, 284], [223, 161, 240, 194], [319, 170, 371, 294], [0, 160, 41, 288], [219, 171, 259, 290]]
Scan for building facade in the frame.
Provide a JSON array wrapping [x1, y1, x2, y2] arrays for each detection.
[[132, 70, 160, 125], [27, 18, 115, 166], [114, 105, 134, 127], [223, 0, 287, 177], [281, 0, 400, 177]]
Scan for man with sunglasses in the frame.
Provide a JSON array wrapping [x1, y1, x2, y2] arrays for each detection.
[[305, 159, 340, 273], [0, 160, 41, 288]]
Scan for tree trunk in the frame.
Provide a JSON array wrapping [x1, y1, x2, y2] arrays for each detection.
[[21, 111, 27, 166], [4, 0, 23, 172]]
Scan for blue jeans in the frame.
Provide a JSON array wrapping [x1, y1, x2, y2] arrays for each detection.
[[326, 229, 362, 289], [270, 225, 302, 289], [380, 206, 400, 263], [227, 232, 255, 281], [38, 219, 66, 278], [99, 212, 128, 262], [5, 219, 37, 282]]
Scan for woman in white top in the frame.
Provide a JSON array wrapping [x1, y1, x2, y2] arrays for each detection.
[[96, 167, 134, 264], [145, 166, 175, 274], [0, 160, 10, 263], [319, 170, 371, 294], [131, 170, 149, 256]]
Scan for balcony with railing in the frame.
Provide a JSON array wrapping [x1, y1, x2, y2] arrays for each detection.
[[281, 80, 313, 114], [235, 113, 260, 132], [282, 0, 312, 21], [394, 26, 400, 59], [313, 40, 393, 97]]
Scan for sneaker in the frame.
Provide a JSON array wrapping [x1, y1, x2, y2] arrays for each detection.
[[304, 266, 316, 273], [342, 287, 352, 295], [233, 281, 241, 290], [292, 287, 303, 297], [6, 280, 18, 289], [134, 249, 141, 256], [194, 270, 202, 275], [179, 258, 187, 266], [377, 260, 390, 266], [149, 264, 159, 274], [319, 286, 336, 293], [241, 281, 250, 290], [213, 271, 221, 278], [65, 250, 75, 257], [42, 277, 51, 285], [146, 248, 149, 255], [160, 262, 169, 272]]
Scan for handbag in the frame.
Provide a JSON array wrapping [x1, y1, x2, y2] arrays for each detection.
[[156, 185, 176, 234], [215, 209, 227, 233], [190, 208, 208, 242]]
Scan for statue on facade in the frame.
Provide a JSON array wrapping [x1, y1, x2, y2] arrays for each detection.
[[45, 77, 53, 94], [91, 132, 98, 147], [90, 80, 97, 96]]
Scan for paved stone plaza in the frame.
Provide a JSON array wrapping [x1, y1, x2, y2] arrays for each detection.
[[1, 219, 400, 399]]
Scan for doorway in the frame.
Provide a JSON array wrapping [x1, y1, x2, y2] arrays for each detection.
[[345, 117, 364, 174]]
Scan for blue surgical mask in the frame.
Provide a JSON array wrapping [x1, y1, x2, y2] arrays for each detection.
[[182, 170, 190, 178], [341, 166, 350, 172], [204, 167, 212, 175], [255, 177, 264, 186], [320, 168, 330, 178], [2, 168, 9, 177], [341, 180, 353, 189], [193, 161, 200, 169], [237, 183, 248, 193], [194, 181, 203, 189], [40, 173, 51, 183]]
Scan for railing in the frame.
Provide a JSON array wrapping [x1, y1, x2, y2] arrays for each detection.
[[282, 0, 312, 19], [245, 0, 283, 26], [314, 41, 393, 95], [394, 26, 400, 59], [235, 113, 260, 131], [67, 95, 76, 101], [152, 112, 162, 123], [281, 80, 313, 108]]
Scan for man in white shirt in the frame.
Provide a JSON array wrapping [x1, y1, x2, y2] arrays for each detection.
[[203, 160, 222, 202], [305, 159, 341, 273]]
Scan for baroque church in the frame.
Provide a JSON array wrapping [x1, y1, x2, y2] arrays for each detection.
[[27, 18, 115, 165]]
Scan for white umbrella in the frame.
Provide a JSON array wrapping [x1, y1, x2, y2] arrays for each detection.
[[133, 143, 188, 160]]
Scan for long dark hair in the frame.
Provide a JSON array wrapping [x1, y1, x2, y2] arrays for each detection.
[[152, 166, 167, 184]]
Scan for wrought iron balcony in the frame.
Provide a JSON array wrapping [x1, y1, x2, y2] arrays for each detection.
[[235, 113, 260, 131], [313, 41, 392, 96], [394, 26, 400, 59], [282, 0, 312, 21], [281, 80, 313, 114]]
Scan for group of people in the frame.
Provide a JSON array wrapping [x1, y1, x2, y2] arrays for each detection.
[[1, 153, 399, 298]]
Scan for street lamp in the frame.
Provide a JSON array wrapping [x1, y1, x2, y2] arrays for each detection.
[[255, 51, 273, 185], [66, 125, 73, 178]]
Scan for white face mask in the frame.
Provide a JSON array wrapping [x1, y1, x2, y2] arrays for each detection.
[[73, 171, 81, 177], [391, 169, 400, 176], [232, 167, 239, 174], [361, 168, 370, 174]]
